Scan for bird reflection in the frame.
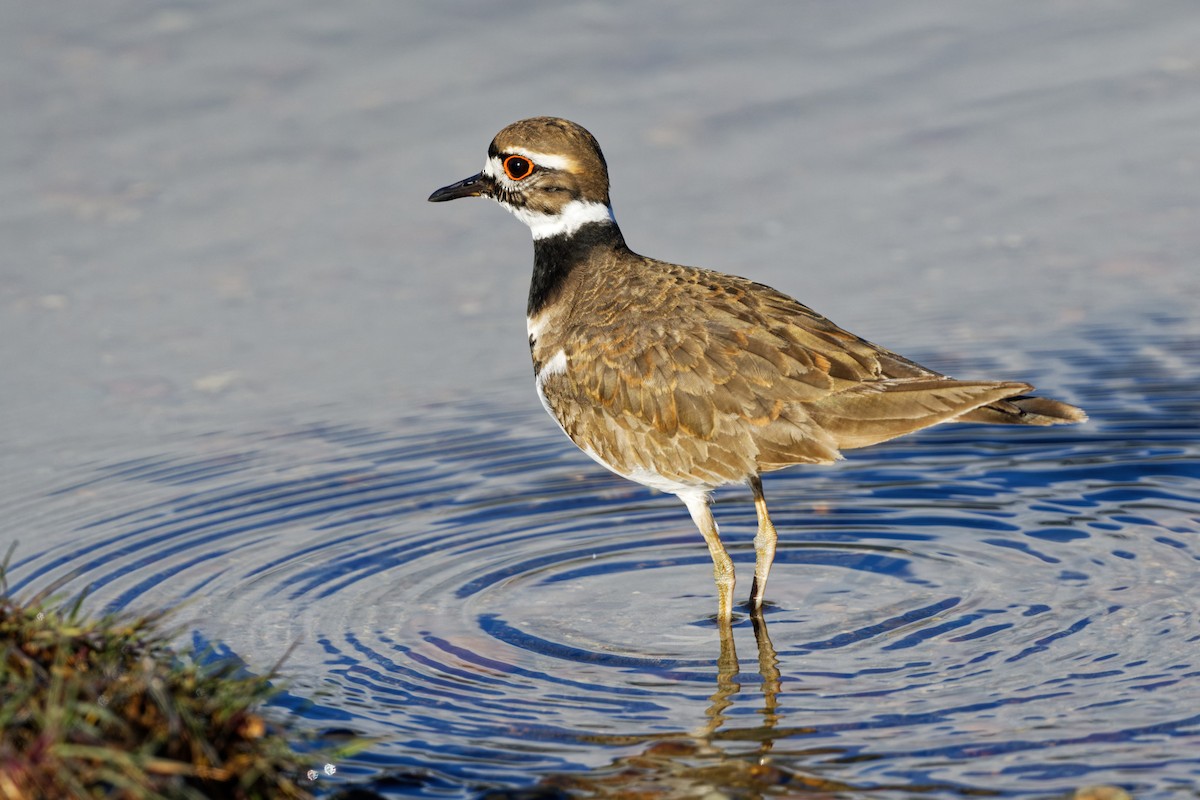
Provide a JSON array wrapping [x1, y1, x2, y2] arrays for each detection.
[[550, 614, 855, 797]]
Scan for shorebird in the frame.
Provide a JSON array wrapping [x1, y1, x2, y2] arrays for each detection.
[[428, 116, 1086, 621]]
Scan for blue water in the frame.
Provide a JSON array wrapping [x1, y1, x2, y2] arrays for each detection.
[[7, 320, 1199, 797]]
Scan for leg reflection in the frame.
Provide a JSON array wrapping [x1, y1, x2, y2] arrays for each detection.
[[751, 612, 781, 753], [558, 615, 855, 797], [700, 619, 741, 737], [700, 613, 781, 744]]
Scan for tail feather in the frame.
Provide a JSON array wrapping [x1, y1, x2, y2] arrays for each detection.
[[805, 378, 1035, 450], [953, 395, 1088, 426], [801, 378, 1087, 453]]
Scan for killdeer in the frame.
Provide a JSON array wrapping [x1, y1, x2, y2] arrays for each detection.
[[429, 116, 1086, 622]]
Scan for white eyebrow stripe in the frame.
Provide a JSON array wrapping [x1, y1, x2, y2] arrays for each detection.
[[508, 146, 573, 172], [502, 147, 575, 172], [481, 149, 573, 182]]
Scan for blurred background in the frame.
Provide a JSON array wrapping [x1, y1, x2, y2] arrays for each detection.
[[3, 0, 1197, 459]]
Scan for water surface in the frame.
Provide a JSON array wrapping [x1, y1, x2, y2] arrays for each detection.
[[6, 320, 1199, 797], [3, 1, 1200, 797]]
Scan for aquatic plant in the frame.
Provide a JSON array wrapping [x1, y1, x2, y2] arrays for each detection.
[[0, 556, 315, 800]]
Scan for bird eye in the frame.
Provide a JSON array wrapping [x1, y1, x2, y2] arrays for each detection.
[[503, 155, 535, 181]]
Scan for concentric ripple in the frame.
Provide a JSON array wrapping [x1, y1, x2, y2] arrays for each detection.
[[5, 329, 1200, 797]]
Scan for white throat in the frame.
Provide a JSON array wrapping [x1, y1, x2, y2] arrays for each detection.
[[503, 199, 615, 240]]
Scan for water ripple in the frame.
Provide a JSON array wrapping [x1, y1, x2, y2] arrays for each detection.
[[5, 331, 1200, 797]]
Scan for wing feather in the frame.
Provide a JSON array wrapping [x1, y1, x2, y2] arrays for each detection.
[[533, 255, 1073, 486]]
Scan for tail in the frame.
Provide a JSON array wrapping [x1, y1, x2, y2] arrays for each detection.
[[801, 378, 1087, 454], [953, 394, 1087, 426]]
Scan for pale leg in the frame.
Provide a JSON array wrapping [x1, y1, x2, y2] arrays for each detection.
[[748, 475, 777, 612], [681, 490, 735, 622]]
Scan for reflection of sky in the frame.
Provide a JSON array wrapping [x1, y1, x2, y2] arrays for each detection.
[[5, 360, 1198, 794]]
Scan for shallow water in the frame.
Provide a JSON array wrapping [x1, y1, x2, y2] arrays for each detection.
[[5, 1, 1200, 797], [7, 319, 1199, 797]]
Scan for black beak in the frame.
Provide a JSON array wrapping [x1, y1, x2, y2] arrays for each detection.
[[428, 172, 487, 202]]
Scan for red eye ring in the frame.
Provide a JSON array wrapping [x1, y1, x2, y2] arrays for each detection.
[[503, 155, 535, 181]]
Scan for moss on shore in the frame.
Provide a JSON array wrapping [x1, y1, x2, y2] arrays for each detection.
[[0, 561, 317, 800]]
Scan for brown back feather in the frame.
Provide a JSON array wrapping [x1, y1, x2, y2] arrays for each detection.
[[534, 249, 1081, 485]]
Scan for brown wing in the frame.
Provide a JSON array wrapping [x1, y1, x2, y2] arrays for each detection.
[[536, 258, 1064, 485]]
